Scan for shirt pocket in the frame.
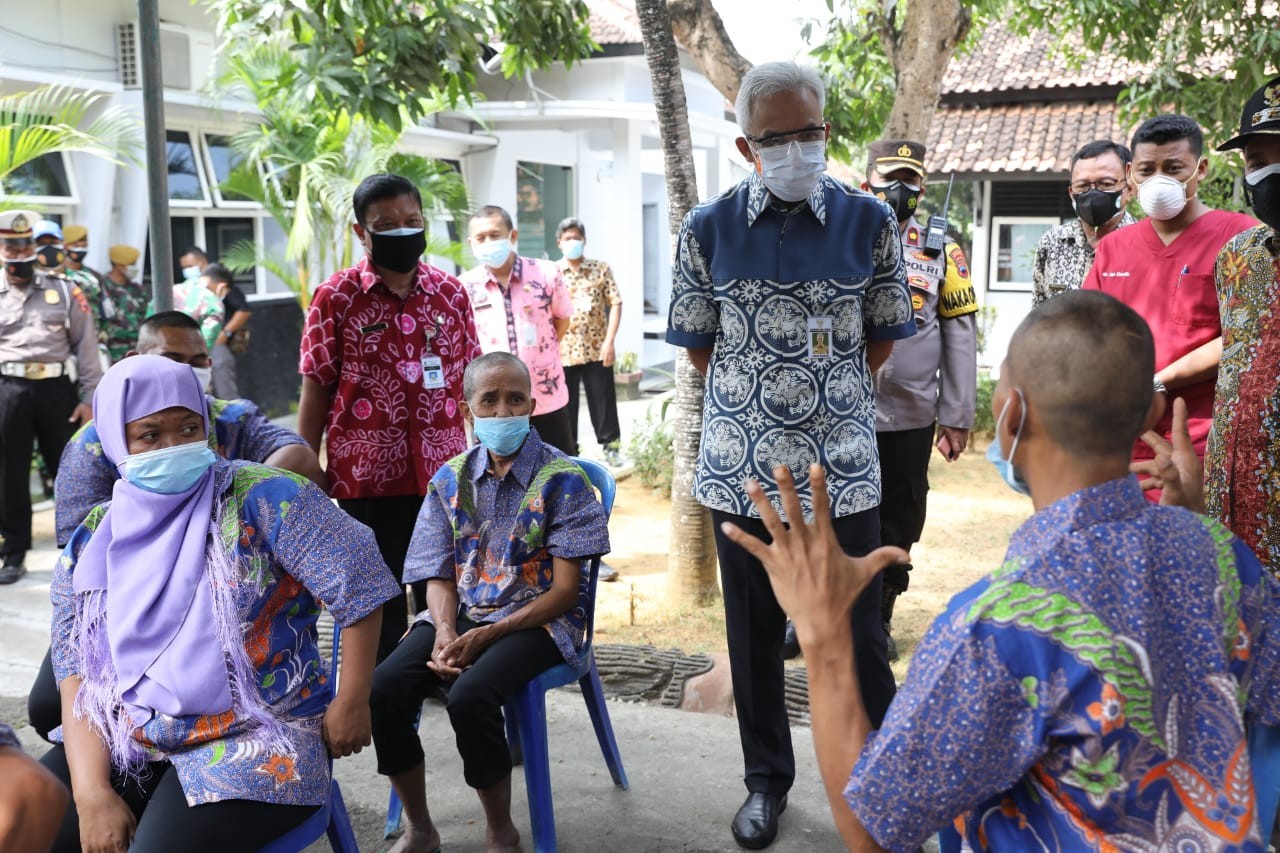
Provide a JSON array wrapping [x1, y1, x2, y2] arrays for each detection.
[[1169, 273, 1219, 327]]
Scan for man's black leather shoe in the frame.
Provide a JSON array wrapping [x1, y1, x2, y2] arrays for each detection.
[[731, 792, 787, 849], [0, 556, 25, 585]]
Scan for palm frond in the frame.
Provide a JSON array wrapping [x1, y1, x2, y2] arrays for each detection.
[[0, 85, 141, 182]]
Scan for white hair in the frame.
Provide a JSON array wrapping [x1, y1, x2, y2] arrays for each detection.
[[734, 62, 826, 136]]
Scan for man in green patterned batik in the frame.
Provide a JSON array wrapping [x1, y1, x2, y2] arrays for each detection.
[[724, 290, 1280, 852]]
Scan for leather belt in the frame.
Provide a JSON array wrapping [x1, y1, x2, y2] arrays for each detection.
[[0, 361, 67, 380]]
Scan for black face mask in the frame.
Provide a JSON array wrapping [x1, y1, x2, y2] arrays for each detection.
[[67, 249, 88, 263], [1245, 169, 1280, 232], [36, 244, 64, 268], [870, 181, 922, 223], [1072, 188, 1124, 228], [368, 228, 426, 274], [4, 258, 36, 281]]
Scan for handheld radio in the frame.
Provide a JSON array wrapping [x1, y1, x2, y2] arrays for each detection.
[[922, 174, 955, 258]]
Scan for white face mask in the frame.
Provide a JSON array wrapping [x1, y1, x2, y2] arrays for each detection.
[[123, 265, 139, 279], [1136, 172, 1196, 221], [755, 140, 827, 203], [191, 365, 213, 392]]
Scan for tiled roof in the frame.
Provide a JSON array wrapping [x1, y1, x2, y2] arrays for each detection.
[[588, 0, 643, 46], [942, 22, 1145, 97], [925, 100, 1123, 175]]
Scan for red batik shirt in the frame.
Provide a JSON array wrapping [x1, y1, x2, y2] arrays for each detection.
[[300, 257, 481, 500]]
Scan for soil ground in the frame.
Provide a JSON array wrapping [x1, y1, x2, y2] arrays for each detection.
[[595, 437, 1029, 680]]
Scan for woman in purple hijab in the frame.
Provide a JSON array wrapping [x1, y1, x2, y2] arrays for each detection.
[[39, 355, 400, 852]]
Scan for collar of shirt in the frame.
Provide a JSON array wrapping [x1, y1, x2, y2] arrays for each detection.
[[355, 255, 435, 296], [1065, 211, 1138, 247], [745, 171, 829, 228], [463, 426, 546, 488], [1264, 226, 1280, 256], [480, 255, 525, 291], [1007, 475, 1148, 553]]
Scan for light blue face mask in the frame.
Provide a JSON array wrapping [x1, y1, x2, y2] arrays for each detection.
[[119, 441, 217, 494], [560, 239, 584, 261], [472, 414, 531, 457], [474, 238, 513, 269], [985, 390, 1031, 496]]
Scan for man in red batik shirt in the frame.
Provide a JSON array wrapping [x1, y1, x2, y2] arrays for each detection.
[[299, 173, 481, 659]]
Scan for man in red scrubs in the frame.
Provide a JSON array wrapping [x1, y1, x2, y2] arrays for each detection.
[[1083, 114, 1257, 478]]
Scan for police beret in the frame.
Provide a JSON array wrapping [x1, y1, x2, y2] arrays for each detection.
[[108, 244, 140, 265], [0, 210, 37, 240], [63, 224, 88, 244]]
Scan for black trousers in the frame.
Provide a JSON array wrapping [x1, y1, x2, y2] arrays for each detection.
[[876, 425, 935, 593], [711, 507, 896, 798], [29, 647, 59, 741], [41, 745, 318, 853], [370, 617, 562, 790], [530, 405, 575, 456], [338, 494, 426, 661], [0, 375, 78, 558], [564, 361, 621, 451]]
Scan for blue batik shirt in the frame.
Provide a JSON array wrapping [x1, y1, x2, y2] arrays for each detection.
[[55, 395, 308, 545], [405, 428, 611, 669], [845, 476, 1280, 851], [666, 171, 915, 521]]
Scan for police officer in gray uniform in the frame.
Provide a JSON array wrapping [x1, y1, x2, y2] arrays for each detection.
[[864, 141, 979, 659], [0, 210, 102, 583]]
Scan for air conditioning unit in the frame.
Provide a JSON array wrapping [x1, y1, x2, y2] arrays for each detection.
[[116, 21, 216, 93]]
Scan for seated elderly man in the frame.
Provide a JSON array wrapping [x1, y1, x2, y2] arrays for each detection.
[[724, 290, 1280, 851], [27, 310, 326, 743], [370, 351, 610, 853]]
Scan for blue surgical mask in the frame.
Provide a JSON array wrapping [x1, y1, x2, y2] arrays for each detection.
[[474, 238, 513, 269], [985, 390, 1031, 496], [118, 442, 217, 494], [181, 265, 202, 281], [560, 239, 585, 261], [472, 414, 530, 457]]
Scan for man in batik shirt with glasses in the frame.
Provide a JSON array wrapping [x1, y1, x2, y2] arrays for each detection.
[[1032, 139, 1137, 305], [667, 60, 913, 850]]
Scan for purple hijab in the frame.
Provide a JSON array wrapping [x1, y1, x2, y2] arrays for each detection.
[[73, 355, 232, 723]]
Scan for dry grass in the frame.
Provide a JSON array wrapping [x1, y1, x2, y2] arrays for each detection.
[[594, 439, 1031, 679]]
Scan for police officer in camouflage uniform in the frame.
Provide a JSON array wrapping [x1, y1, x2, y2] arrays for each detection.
[[0, 211, 102, 583], [865, 140, 979, 660]]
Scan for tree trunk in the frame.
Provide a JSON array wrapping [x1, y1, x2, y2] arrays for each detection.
[[636, 0, 720, 604], [666, 0, 753, 106], [879, 0, 971, 139]]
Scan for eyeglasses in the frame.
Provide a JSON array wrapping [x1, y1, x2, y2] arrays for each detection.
[[1069, 178, 1123, 194], [746, 124, 827, 150]]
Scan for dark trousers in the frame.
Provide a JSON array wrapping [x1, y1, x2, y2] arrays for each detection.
[[41, 745, 317, 853], [530, 404, 575, 456], [29, 647, 58, 741], [338, 494, 426, 661], [564, 361, 621, 452], [711, 507, 896, 797], [0, 375, 77, 557], [370, 618, 562, 790], [876, 425, 935, 593]]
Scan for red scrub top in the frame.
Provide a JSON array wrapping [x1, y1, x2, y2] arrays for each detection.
[[1082, 209, 1258, 464]]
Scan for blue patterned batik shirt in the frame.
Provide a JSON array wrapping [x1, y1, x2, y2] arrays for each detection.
[[54, 395, 308, 545], [666, 171, 915, 521], [405, 428, 610, 669], [52, 461, 401, 807], [845, 476, 1280, 851]]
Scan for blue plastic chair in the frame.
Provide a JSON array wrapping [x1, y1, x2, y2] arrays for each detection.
[[385, 456, 629, 851], [259, 620, 360, 853]]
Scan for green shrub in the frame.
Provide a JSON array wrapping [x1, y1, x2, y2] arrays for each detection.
[[973, 373, 996, 438], [627, 400, 674, 497]]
